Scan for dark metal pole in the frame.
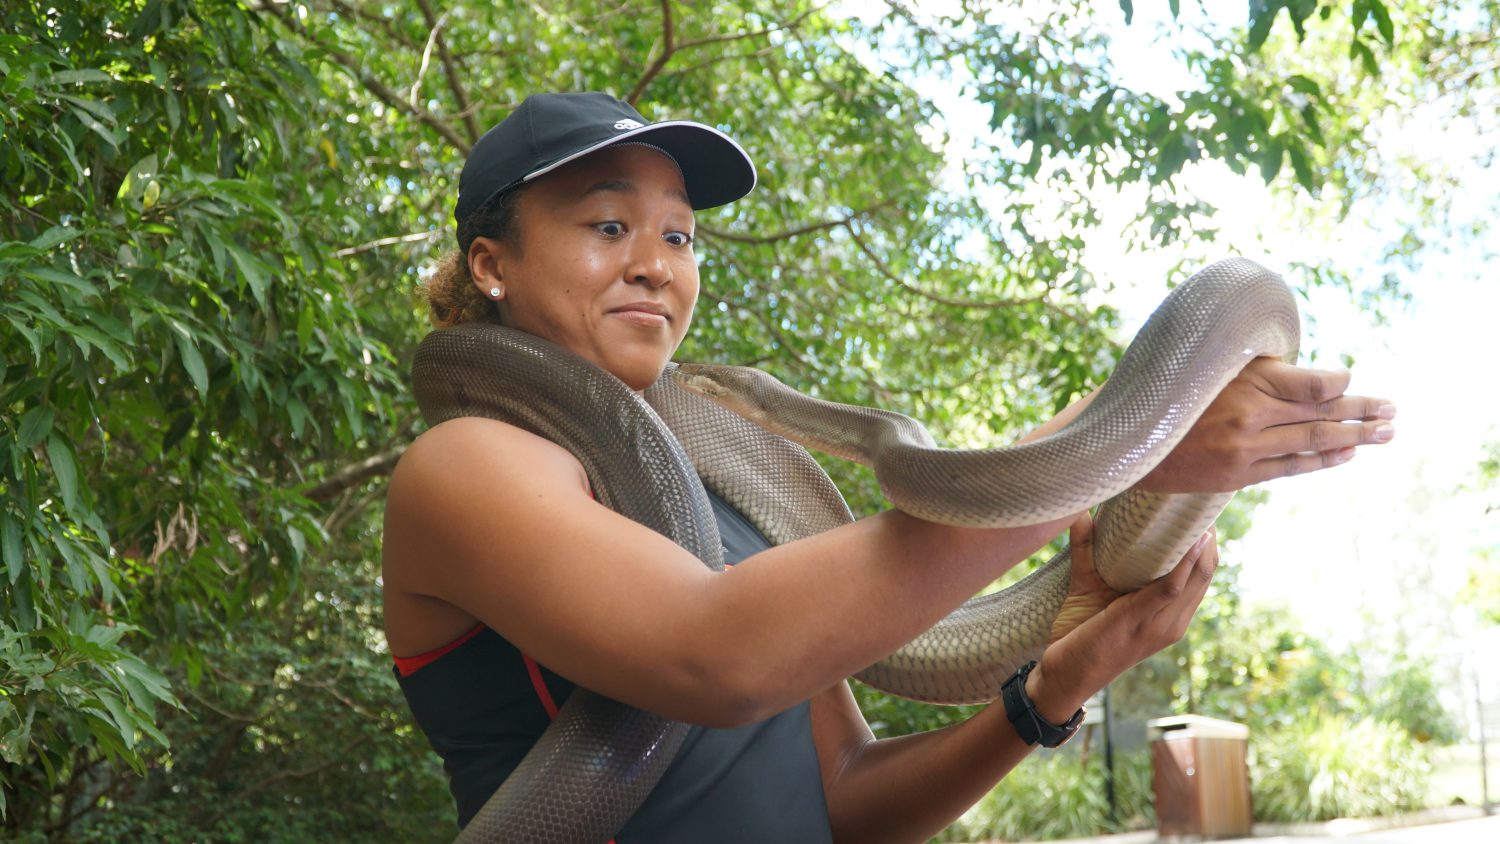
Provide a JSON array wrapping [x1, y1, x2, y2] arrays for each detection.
[[1104, 683, 1117, 824]]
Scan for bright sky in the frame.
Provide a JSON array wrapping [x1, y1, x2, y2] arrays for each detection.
[[838, 1, 1500, 658]]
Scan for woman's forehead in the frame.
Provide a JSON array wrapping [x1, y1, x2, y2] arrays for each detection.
[[531, 145, 691, 208]]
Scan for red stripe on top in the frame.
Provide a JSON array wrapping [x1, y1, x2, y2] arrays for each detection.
[[393, 622, 485, 677], [397, 490, 617, 842], [521, 652, 561, 719]]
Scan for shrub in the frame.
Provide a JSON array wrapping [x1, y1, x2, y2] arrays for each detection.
[[937, 749, 1154, 842], [1251, 715, 1431, 822]]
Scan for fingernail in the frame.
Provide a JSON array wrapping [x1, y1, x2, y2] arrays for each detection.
[[1373, 423, 1395, 443], [1193, 533, 1212, 554], [1376, 403, 1397, 420], [1334, 446, 1356, 464]]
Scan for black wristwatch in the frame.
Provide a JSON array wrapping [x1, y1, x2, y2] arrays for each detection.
[[1001, 661, 1085, 748]]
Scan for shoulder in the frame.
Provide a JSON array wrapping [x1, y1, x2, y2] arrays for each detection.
[[391, 416, 589, 503], [383, 417, 589, 584]]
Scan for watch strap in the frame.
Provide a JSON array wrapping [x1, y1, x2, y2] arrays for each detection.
[[1001, 660, 1085, 748]]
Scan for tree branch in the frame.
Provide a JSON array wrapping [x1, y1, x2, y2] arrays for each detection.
[[704, 253, 814, 372], [333, 230, 442, 257], [304, 446, 406, 502], [664, 45, 780, 78], [407, 8, 449, 110], [845, 225, 1036, 310], [844, 225, 1094, 329], [315, 0, 419, 50], [627, 0, 676, 105], [674, 3, 827, 51], [259, 1, 472, 153], [415, 0, 482, 142], [698, 199, 897, 245]]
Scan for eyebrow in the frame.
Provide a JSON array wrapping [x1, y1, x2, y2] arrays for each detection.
[[578, 179, 692, 208]]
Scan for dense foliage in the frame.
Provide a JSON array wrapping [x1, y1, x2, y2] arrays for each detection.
[[1251, 715, 1433, 822], [2, 0, 1495, 839]]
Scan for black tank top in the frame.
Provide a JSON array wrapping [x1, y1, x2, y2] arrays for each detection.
[[395, 489, 834, 842]]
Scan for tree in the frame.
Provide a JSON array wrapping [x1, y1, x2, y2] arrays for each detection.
[[3, 0, 1496, 839]]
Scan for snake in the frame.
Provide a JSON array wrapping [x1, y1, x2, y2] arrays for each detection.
[[409, 257, 1301, 842]]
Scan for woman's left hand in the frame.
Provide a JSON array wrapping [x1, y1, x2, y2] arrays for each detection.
[[1027, 515, 1218, 721]]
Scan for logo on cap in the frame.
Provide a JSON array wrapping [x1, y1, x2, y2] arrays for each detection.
[[613, 119, 644, 131]]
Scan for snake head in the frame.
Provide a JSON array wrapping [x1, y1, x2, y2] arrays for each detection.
[[671, 363, 735, 398]]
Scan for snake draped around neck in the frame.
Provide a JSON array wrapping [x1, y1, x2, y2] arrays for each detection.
[[395, 487, 834, 842]]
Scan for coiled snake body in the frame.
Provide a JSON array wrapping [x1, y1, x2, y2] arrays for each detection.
[[410, 257, 1300, 842]]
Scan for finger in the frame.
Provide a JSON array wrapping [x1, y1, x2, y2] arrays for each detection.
[[1269, 394, 1398, 426], [1246, 359, 1352, 404], [1156, 530, 1215, 598], [1161, 537, 1219, 640], [1069, 513, 1095, 549], [1245, 446, 1355, 485], [1258, 419, 1395, 455]]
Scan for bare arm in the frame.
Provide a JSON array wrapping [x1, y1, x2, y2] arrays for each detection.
[[382, 416, 1079, 728], [816, 520, 1219, 844]]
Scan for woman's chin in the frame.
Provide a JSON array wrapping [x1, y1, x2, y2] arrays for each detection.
[[602, 353, 671, 393]]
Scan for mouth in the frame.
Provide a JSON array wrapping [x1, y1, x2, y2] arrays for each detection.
[[609, 302, 671, 324]]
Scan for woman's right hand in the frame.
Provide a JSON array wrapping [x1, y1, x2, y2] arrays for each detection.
[[1137, 357, 1395, 494], [1024, 517, 1220, 723]]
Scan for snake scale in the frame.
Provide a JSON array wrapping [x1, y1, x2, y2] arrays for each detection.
[[410, 257, 1301, 842]]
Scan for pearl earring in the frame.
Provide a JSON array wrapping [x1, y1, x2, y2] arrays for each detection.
[[489, 287, 501, 298]]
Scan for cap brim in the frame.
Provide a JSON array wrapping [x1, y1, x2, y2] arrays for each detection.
[[524, 120, 756, 210]]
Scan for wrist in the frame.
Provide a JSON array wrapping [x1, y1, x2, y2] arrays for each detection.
[[1025, 657, 1094, 724], [1003, 661, 1085, 748]]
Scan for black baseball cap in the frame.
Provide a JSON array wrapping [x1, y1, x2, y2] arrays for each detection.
[[455, 92, 756, 229]]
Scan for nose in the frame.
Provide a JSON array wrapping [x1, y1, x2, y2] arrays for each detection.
[[624, 235, 672, 288]]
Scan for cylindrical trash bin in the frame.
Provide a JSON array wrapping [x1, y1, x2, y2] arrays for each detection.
[[1146, 715, 1252, 838]]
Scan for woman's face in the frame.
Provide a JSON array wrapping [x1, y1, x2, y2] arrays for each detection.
[[471, 145, 700, 391]]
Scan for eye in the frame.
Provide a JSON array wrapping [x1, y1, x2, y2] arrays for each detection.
[[594, 221, 625, 237], [663, 231, 693, 247]]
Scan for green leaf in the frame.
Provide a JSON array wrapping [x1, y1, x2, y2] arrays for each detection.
[[17, 406, 54, 449], [1288, 144, 1315, 191], [0, 705, 33, 764], [1285, 74, 1321, 97], [4, 316, 43, 362], [1369, 0, 1394, 45], [1349, 38, 1380, 75], [69, 106, 121, 150], [172, 330, 209, 397], [296, 304, 314, 351], [1247, 0, 1281, 50], [115, 656, 179, 710], [61, 324, 131, 369], [27, 226, 82, 252], [56, 534, 87, 594], [22, 267, 98, 298], [117, 152, 159, 203], [227, 243, 270, 309], [94, 691, 136, 750], [1, 513, 23, 585], [46, 68, 112, 86], [286, 525, 306, 563], [55, 93, 116, 127], [1300, 104, 1324, 144], [286, 397, 310, 438], [45, 435, 79, 513], [1119, 0, 1134, 25]]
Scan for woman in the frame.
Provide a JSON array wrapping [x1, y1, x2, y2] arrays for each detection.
[[383, 92, 1396, 842]]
